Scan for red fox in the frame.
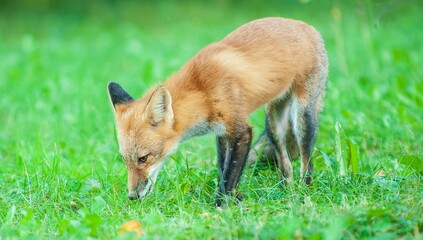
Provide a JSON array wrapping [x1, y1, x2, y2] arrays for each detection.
[[108, 17, 328, 205]]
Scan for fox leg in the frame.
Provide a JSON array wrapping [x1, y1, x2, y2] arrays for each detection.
[[292, 51, 327, 185], [216, 136, 228, 199], [247, 119, 277, 166], [290, 98, 319, 185], [224, 126, 253, 192], [215, 125, 252, 206], [266, 98, 293, 184]]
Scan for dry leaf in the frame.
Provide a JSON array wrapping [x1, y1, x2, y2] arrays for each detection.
[[119, 220, 143, 237]]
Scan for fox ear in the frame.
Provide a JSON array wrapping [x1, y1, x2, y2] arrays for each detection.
[[107, 82, 134, 110], [145, 86, 174, 125]]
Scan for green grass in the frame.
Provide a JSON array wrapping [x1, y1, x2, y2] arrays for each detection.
[[1, 0, 422, 239]]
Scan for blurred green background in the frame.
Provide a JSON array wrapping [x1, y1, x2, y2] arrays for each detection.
[[0, 0, 422, 238]]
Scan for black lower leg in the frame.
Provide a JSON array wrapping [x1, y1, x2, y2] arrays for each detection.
[[216, 136, 229, 200], [222, 127, 253, 197], [301, 110, 317, 184]]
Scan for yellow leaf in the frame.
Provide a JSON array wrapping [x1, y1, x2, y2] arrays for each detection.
[[119, 220, 143, 237]]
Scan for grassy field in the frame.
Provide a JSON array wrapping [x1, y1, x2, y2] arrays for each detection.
[[1, 0, 422, 239]]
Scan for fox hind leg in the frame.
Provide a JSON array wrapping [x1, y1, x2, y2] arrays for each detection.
[[247, 118, 277, 166], [291, 65, 326, 185], [265, 98, 294, 184], [290, 99, 318, 185], [290, 87, 325, 185]]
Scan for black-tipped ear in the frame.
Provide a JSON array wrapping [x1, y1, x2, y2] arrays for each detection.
[[107, 82, 134, 109]]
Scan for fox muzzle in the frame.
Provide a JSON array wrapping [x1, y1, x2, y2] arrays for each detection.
[[128, 178, 153, 200], [127, 190, 139, 200]]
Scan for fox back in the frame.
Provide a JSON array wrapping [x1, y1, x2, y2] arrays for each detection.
[[108, 17, 328, 204]]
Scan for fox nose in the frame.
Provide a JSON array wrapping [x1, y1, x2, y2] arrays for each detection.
[[128, 191, 139, 200]]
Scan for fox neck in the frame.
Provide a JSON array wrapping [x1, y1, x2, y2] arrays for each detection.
[[164, 73, 227, 142]]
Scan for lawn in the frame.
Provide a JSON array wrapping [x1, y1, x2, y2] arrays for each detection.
[[0, 0, 422, 239]]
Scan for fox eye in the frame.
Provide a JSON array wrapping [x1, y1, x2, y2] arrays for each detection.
[[138, 155, 149, 164]]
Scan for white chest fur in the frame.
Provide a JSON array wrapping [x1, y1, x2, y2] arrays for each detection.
[[180, 121, 226, 142]]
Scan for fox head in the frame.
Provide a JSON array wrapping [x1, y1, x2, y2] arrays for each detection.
[[107, 82, 178, 200]]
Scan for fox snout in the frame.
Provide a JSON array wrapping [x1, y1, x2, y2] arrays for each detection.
[[127, 191, 139, 200], [127, 178, 154, 200]]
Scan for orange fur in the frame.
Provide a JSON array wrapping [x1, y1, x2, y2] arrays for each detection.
[[108, 17, 328, 201], [164, 17, 326, 134]]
